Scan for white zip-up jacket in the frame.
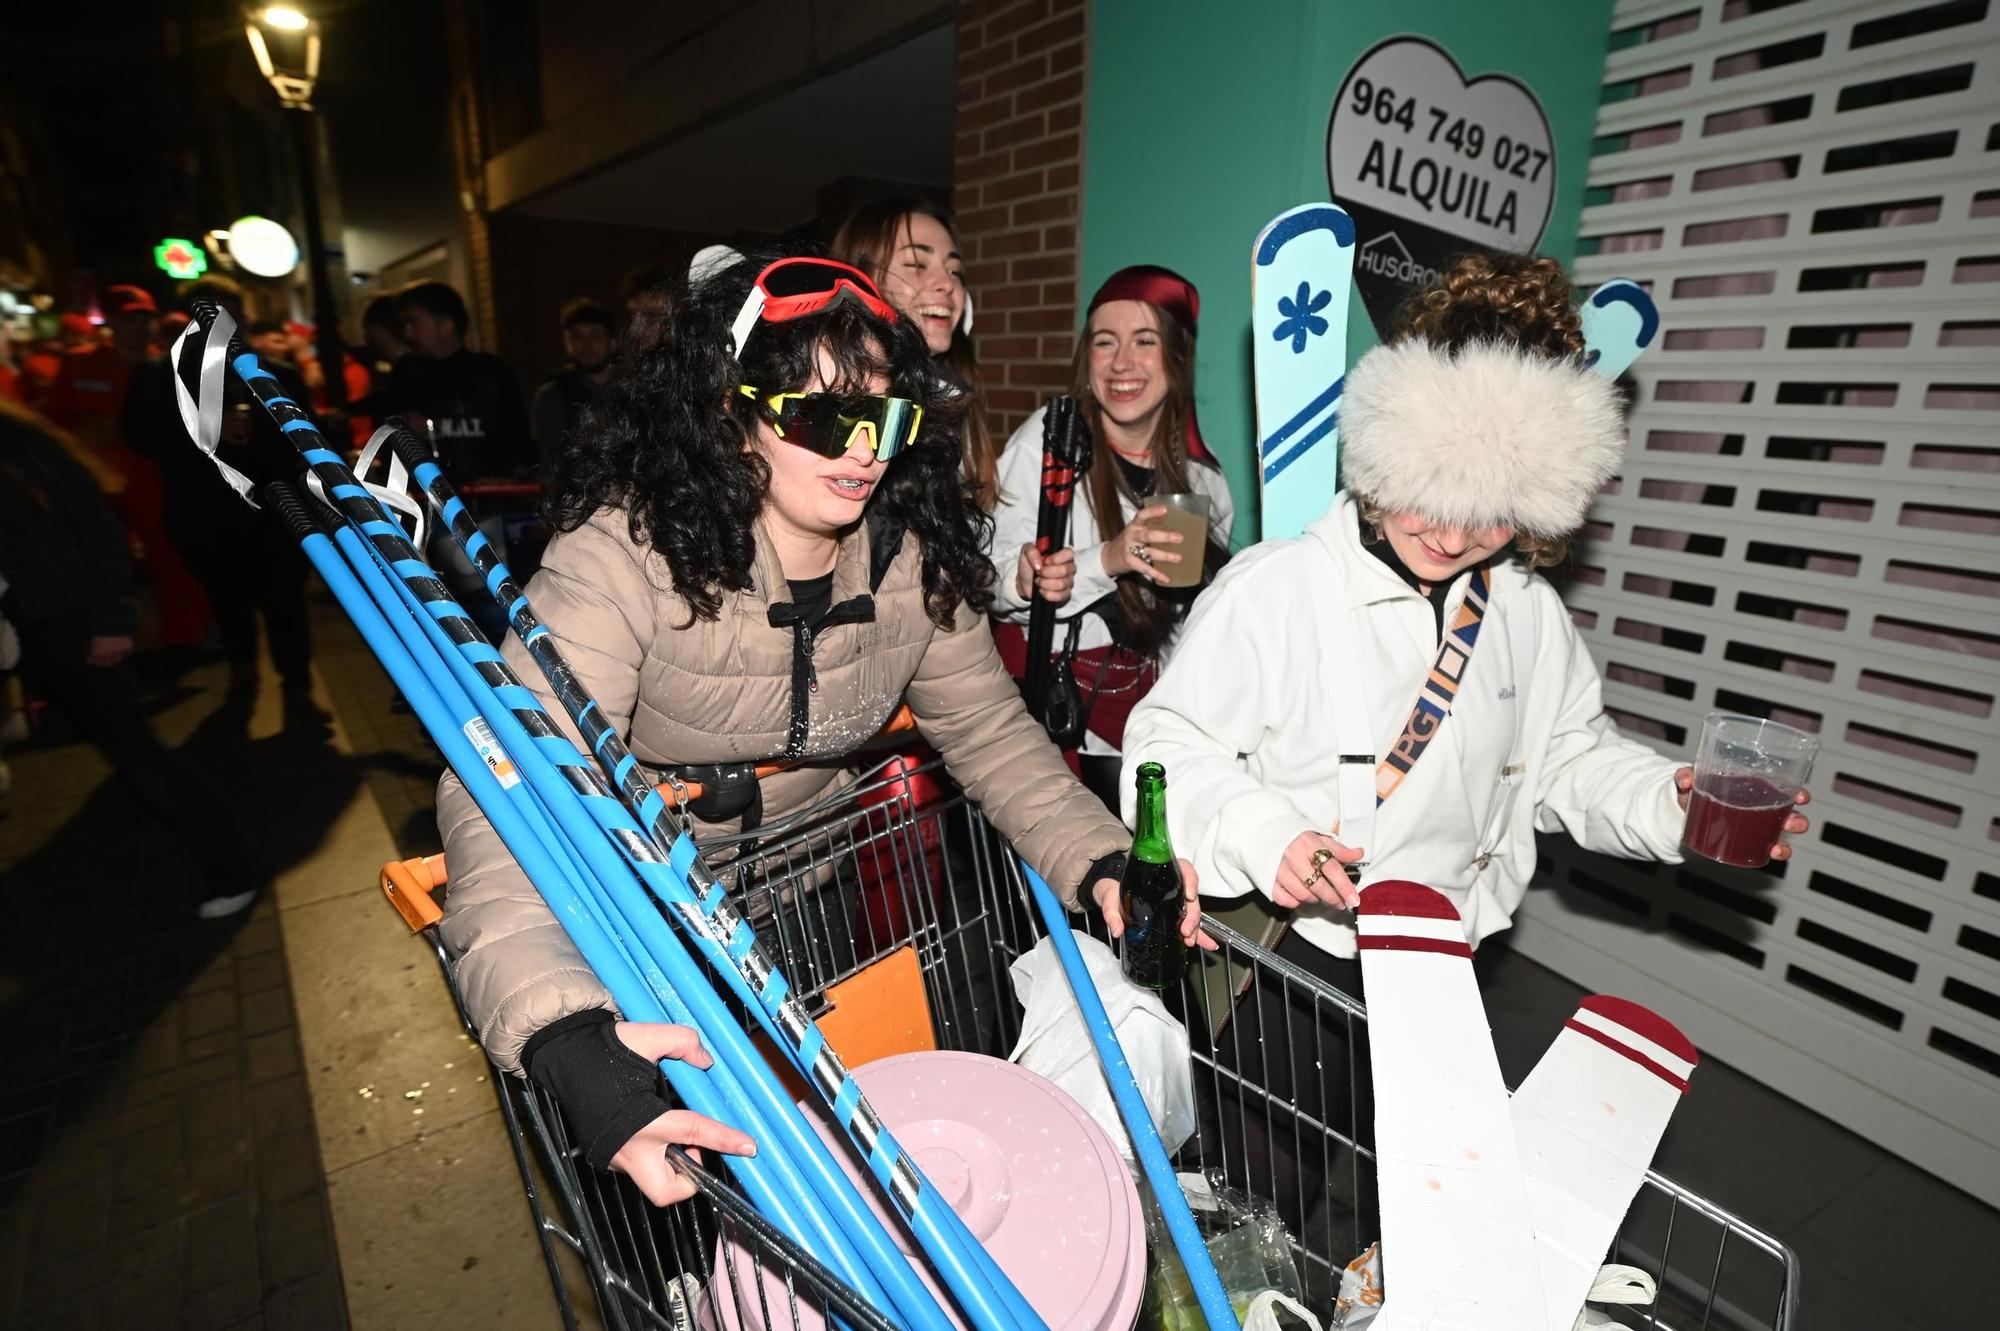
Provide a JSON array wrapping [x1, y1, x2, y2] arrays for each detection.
[[989, 405, 1235, 755], [1122, 492, 1685, 958]]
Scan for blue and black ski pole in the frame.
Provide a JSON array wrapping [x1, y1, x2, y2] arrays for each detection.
[[180, 304, 954, 1331]]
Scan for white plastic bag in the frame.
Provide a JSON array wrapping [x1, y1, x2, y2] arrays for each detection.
[[1243, 1288, 1323, 1331], [1571, 1264, 1657, 1330], [1008, 931, 1197, 1158]]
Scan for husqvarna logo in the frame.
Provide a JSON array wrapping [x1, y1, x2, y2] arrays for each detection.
[[1356, 231, 1442, 289]]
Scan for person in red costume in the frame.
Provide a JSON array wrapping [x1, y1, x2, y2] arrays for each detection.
[[18, 314, 91, 406], [42, 286, 209, 650], [286, 321, 374, 449]]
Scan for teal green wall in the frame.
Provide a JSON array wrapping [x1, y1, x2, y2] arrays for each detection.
[[1079, 2, 1616, 542]]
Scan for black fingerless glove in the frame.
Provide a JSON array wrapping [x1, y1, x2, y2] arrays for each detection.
[[523, 1010, 674, 1172], [1080, 851, 1129, 904]]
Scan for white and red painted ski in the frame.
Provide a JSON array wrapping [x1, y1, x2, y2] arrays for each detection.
[[1359, 882, 1696, 1330], [1513, 996, 1697, 1330], [1359, 881, 1546, 1330]]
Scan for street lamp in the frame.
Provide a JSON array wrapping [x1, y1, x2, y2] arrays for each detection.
[[244, 5, 320, 108], [244, 4, 346, 411]]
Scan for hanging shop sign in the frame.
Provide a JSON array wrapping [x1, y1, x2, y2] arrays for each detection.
[[227, 215, 301, 278], [154, 238, 209, 281], [1327, 35, 1556, 333]]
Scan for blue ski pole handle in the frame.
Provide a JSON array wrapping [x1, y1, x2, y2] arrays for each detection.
[[385, 428, 1045, 1331], [1017, 860, 1236, 1331], [1580, 278, 1660, 381], [184, 307, 950, 1331], [1254, 202, 1356, 542]]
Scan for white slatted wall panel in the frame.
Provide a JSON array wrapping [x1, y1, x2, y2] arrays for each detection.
[[1510, 0, 2000, 1206]]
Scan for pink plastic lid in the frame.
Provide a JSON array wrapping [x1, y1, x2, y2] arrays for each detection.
[[707, 1051, 1145, 1331]]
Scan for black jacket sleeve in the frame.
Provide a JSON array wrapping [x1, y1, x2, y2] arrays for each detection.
[[53, 439, 136, 636]]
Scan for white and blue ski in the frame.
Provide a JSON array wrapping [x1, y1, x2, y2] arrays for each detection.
[[1253, 203, 1356, 542], [1580, 278, 1659, 381]]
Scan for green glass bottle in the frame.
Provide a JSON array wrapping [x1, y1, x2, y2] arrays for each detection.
[[1119, 762, 1186, 990]]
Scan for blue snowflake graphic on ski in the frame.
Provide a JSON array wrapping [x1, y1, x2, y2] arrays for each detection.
[[1271, 281, 1332, 354]]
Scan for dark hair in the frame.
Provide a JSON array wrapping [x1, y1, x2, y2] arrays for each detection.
[[1387, 251, 1586, 568], [560, 298, 616, 333], [1068, 298, 1221, 658], [546, 245, 993, 626], [829, 198, 998, 509], [362, 295, 401, 333], [0, 399, 61, 508], [395, 280, 469, 334], [0, 398, 108, 506]]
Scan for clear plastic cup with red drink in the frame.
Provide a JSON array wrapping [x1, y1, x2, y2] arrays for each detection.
[[1681, 713, 1817, 868]]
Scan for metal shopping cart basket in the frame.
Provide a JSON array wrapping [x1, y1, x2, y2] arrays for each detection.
[[381, 757, 1801, 1331]]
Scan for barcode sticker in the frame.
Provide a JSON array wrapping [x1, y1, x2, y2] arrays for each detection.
[[463, 717, 520, 788]]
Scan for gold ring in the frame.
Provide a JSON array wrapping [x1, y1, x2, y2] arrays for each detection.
[[1311, 848, 1336, 870]]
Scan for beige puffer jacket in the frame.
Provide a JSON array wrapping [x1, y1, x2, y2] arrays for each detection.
[[436, 507, 1129, 1074]]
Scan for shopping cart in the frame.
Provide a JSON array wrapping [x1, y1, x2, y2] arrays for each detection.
[[382, 758, 1801, 1331]]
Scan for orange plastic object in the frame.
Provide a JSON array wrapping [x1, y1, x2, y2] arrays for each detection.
[[381, 854, 449, 932], [754, 945, 937, 1102], [817, 945, 937, 1066], [654, 778, 710, 809]]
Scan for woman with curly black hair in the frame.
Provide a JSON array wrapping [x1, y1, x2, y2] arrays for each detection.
[[433, 247, 1207, 1205]]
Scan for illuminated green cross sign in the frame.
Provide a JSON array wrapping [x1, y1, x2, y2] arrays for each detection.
[[154, 238, 209, 280]]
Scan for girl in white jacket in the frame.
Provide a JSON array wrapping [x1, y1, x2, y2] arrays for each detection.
[[990, 265, 1234, 807], [1122, 253, 1810, 1226]]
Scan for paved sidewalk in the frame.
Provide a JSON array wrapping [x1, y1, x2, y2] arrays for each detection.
[[0, 594, 577, 1330], [302, 596, 589, 1329], [0, 658, 347, 1329]]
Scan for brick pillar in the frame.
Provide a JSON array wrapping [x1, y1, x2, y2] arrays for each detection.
[[443, 0, 500, 352], [952, 0, 1090, 440]]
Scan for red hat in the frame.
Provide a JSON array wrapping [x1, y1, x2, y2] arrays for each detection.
[[105, 285, 158, 316], [1084, 265, 1212, 464], [58, 312, 96, 337]]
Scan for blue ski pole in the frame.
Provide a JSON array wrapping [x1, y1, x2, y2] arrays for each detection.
[[1019, 859, 1236, 1331], [179, 306, 949, 1331], [388, 427, 1045, 1331]]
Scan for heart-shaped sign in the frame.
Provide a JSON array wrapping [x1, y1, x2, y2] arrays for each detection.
[[1326, 35, 1557, 332]]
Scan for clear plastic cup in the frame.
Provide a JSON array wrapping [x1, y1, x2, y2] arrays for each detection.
[[1680, 713, 1817, 867], [1149, 493, 1211, 589]]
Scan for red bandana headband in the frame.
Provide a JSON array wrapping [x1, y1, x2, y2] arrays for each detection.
[[1085, 265, 1213, 464]]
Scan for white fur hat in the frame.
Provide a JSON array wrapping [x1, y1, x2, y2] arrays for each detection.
[[1339, 339, 1626, 538]]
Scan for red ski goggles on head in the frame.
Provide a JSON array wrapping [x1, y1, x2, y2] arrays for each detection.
[[729, 257, 900, 357], [739, 386, 925, 461]]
